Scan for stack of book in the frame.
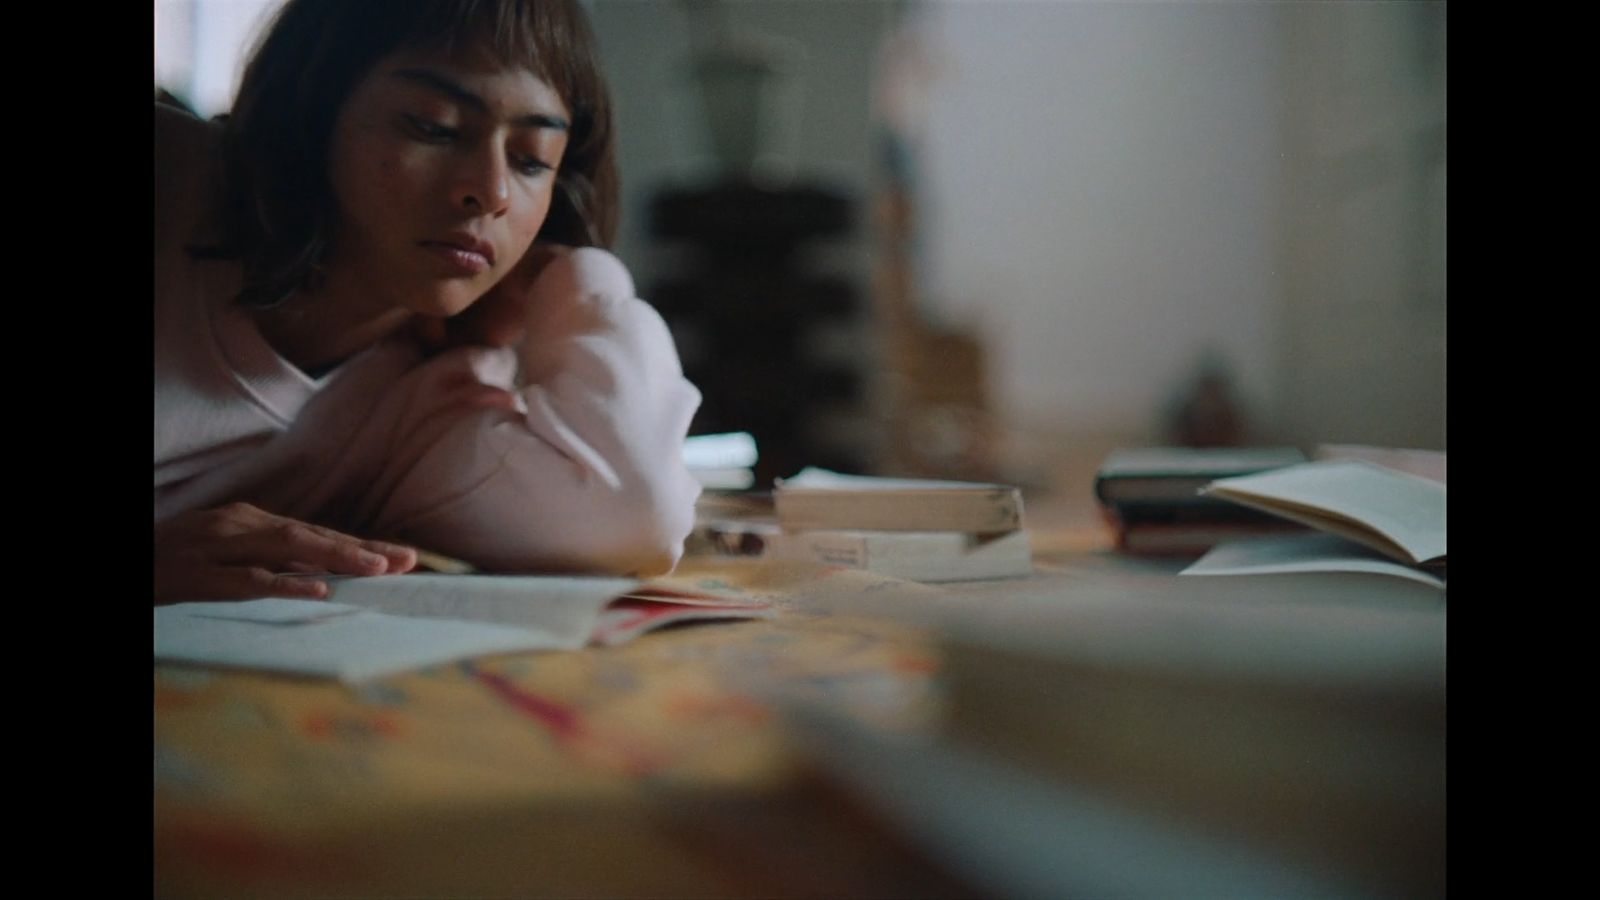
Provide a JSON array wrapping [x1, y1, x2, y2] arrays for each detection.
[[683, 431, 759, 491], [687, 467, 1033, 583], [766, 468, 1034, 582], [1093, 446, 1309, 555]]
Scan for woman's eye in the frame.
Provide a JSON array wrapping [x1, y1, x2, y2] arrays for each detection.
[[403, 114, 457, 142], [512, 155, 553, 177]]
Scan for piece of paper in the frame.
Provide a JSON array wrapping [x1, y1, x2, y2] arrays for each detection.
[[180, 597, 361, 624], [154, 600, 568, 683], [326, 573, 642, 647], [1181, 533, 1445, 590], [155, 576, 777, 683]]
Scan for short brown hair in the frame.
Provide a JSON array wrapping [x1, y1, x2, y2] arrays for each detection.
[[205, 0, 618, 308]]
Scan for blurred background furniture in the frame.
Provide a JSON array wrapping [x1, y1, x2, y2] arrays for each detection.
[[648, 182, 868, 487]]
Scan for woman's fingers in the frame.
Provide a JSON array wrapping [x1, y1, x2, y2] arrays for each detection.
[[227, 567, 331, 600], [362, 540, 419, 572], [216, 521, 393, 575], [247, 568, 332, 599], [290, 520, 420, 573], [460, 384, 521, 412], [158, 563, 329, 604], [154, 504, 422, 604]]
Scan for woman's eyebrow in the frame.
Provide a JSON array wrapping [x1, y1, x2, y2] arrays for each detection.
[[389, 67, 570, 130]]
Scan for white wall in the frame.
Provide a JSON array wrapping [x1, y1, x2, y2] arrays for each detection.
[[588, 0, 1448, 456], [909, 0, 1444, 451], [155, 0, 279, 116], [1274, 1, 1446, 451], [914, 1, 1285, 440]]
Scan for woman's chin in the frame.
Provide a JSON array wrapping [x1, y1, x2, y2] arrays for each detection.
[[408, 285, 485, 319]]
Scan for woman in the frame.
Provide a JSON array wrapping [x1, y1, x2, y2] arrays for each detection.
[[154, 0, 701, 603]]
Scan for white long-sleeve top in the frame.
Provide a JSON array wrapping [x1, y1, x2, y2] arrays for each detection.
[[154, 112, 702, 577], [154, 247, 703, 577]]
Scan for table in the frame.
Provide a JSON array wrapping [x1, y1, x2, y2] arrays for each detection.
[[155, 527, 1444, 898], [155, 559, 987, 899]]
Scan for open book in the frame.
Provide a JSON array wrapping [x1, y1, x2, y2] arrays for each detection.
[[1201, 460, 1445, 569], [153, 575, 774, 682]]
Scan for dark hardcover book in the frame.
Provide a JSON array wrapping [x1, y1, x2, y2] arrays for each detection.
[[1104, 501, 1289, 527], [1115, 520, 1308, 556], [1094, 446, 1307, 506]]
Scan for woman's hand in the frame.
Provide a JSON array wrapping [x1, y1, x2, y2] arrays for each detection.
[[406, 246, 572, 413], [154, 502, 418, 604], [411, 243, 567, 352]]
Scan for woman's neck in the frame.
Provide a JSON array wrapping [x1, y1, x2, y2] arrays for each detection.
[[252, 267, 413, 378]]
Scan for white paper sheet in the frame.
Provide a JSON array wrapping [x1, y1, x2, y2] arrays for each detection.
[[153, 573, 778, 683], [1180, 533, 1445, 590], [325, 573, 641, 645], [153, 599, 570, 683]]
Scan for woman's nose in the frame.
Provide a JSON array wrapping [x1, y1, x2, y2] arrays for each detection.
[[453, 150, 510, 217]]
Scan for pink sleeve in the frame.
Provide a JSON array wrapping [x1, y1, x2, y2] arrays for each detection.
[[363, 248, 703, 576]]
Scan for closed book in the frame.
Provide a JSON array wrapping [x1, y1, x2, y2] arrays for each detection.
[[1116, 520, 1307, 556], [1094, 446, 1306, 505], [774, 467, 1024, 533], [689, 466, 755, 491], [771, 528, 1033, 583], [1104, 500, 1290, 527]]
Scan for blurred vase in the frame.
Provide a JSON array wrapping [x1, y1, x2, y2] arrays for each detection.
[[691, 46, 775, 180]]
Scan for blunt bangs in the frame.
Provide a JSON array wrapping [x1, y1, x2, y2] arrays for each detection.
[[210, 0, 617, 308]]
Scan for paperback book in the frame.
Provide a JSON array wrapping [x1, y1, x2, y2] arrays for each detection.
[[774, 468, 1024, 533]]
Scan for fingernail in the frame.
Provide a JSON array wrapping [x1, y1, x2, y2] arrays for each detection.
[[357, 550, 388, 569]]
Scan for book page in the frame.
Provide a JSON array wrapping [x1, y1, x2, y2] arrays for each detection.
[[1203, 461, 1445, 565], [327, 573, 640, 637], [1180, 534, 1445, 590], [778, 466, 1003, 491], [154, 600, 569, 683]]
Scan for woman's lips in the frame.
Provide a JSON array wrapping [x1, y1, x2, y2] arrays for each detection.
[[420, 240, 493, 276]]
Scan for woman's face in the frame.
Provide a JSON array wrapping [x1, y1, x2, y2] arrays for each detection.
[[325, 47, 571, 320]]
